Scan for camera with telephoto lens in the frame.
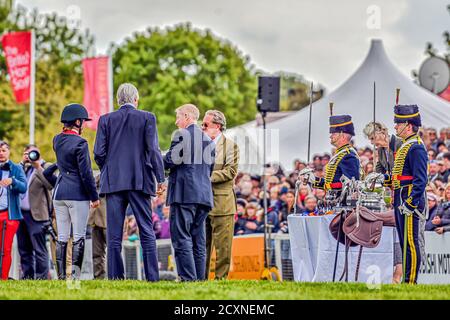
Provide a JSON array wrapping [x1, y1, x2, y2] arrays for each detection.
[[28, 150, 40, 162]]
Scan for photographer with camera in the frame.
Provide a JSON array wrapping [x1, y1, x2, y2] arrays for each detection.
[[17, 144, 54, 279]]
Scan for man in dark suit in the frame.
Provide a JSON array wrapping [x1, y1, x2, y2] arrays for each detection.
[[164, 104, 215, 281], [94, 83, 165, 281]]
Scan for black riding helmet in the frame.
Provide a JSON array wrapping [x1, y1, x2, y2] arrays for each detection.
[[60, 103, 91, 126]]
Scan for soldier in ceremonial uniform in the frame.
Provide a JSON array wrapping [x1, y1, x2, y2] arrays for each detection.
[[300, 114, 361, 199], [368, 104, 428, 284]]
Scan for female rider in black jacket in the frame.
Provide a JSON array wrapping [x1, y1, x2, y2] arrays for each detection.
[[52, 103, 99, 280]]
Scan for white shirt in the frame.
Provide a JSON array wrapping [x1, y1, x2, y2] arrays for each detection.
[[213, 133, 222, 146], [20, 165, 38, 211]]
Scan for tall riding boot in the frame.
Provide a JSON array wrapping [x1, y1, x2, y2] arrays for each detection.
[[56, 241, 68, 280], [72, 238, 85, 280]]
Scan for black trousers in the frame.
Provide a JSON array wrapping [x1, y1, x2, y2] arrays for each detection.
[[16, 210, 49, 280], [106, 190, 159, 281]]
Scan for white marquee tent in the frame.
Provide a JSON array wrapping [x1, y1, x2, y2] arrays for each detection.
[[227, 39, 450, 174]]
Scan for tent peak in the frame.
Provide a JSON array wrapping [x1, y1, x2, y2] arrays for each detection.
[[257, 39, 450, 171], [366, 38, 389, 62], [369, 38, 384, 51]]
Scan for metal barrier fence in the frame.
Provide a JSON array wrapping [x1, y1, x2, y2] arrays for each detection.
[[10, 234, 293, 280], [272, 233, 294, 281], [121, 239, 177, 280]]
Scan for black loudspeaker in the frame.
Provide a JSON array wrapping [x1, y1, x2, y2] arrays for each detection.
[[257, 76, 280, 112]]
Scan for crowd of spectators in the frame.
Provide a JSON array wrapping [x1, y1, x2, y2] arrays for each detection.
[[230, 126, 450, 236], [6, 125, 450, 280]]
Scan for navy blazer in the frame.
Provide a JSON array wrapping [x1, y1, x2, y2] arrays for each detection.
[[43, 163, 58, 187], [164, 124, 215, 209], [94, 104, 165, 196], [53, 133, 99, 202]]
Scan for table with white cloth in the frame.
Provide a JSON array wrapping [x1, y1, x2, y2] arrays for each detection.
[[288, 214, 394, 283]]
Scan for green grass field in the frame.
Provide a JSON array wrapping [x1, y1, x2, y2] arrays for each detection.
[[1, 280, 450, 300]]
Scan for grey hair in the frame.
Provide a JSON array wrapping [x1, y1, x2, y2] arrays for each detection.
[[175, 104, 200, 121], [0, 140, 10, 149], [205, 109, 226, 131], [117, 83, 139, 106], [304, 195, 317, 202], [342, 133, 352, 142], [363, 122, 388, 138]]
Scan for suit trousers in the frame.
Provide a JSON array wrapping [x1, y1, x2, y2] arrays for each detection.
[[16, 210, 49, 279], [170, 203, 210, 281], [92, 226, 107, 279], [205, 214, 235, 280], [106, 191, 159, 281]]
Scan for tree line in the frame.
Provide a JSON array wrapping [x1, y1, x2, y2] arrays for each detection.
[[0, 1, 323, 164]]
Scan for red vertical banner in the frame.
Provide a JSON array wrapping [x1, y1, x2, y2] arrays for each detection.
[[440, 86, 450, 102], [1, 31, 32, 104], [82, 56, 112, 130]]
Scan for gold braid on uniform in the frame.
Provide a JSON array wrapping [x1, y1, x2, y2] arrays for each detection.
[[319, 146, 350, 191]]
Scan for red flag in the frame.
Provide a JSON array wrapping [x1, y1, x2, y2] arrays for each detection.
[[439, 85, 450, 102], [1, 31, 32, 104], [82, 56, 112, 130]]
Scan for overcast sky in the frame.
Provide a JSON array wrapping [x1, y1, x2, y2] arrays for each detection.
[[16, 0, 449, 91]]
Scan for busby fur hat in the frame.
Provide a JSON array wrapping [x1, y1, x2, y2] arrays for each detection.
[[329, 114, 355, 136], [394, 104, 421, 127]]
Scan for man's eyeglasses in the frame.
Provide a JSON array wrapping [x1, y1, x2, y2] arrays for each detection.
[[201, 122, 218, 129]]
